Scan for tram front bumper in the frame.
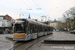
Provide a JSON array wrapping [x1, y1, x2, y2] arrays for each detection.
[[13, 36, 28, 41]]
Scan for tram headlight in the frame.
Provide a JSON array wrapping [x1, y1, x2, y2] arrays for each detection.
[[25, 34, 27, 36]]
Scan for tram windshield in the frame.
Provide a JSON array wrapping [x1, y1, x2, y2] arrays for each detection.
[[14, 24, 27, 33]]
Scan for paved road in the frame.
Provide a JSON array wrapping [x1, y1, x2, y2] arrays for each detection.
[[0, 34, 13, 50], [28, 31, 75, 50], [11, 34, 50, 50], [13, 31, 75, 50], [0, 31, 75, 50], [0, 33, 50, 50]]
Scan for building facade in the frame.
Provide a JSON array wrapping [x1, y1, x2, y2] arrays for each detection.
[[50, 21, 58, 30]]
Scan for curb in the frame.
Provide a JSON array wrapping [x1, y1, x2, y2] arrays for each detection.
[[6, 36, 13, 41], [44, 40, 75, 44]]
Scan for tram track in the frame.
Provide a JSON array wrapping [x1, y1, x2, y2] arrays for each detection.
[[25, 38, 42, 50], [9, 41, 26, 50], [25, 35, 52, 50], [9, 34, 52, 50], [10, 43, 24, 50]]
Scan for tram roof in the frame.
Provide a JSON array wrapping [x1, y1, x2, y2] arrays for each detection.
[[16, 18, 53, 27], [27, 19, 47, 26]]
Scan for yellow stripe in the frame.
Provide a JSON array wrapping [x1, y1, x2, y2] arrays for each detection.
[[29, 22, 37, 25], [16, 21, 25, 23], [14, 33, 27, 37]]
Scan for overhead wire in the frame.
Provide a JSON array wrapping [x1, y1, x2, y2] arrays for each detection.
[[21, 0, 50, 21], [32, 0, 41, 9], [32, 0, 51, 21], [22, 0, 50, 15], [21, 0, 42, 13], [32, 0, 51, 16], [21, 0, 40, 20], [22, 0, 49, 15], [22, 0, 32, 10]]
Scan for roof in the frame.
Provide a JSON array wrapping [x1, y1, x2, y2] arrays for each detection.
[[50, 21, 58, 23]]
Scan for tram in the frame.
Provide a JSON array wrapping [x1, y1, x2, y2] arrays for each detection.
[[13, 19, 53, 41]]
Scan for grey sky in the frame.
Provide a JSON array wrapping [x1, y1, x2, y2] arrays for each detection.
[[0, 0, 75, 21]]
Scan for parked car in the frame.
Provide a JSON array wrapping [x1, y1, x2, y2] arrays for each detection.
[[70, 30, 75, 34], [56, 29, 59, 32]]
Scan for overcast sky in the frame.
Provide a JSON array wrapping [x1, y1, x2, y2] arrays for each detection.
[[0, 0, 75, 21]]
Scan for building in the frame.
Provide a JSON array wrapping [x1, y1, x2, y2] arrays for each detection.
[[0, 14, 14, 33], [50, 19, 65, 31], [0, 14, 12, 21], [50, 19, 59, 31], [50, 21, 58, 29]]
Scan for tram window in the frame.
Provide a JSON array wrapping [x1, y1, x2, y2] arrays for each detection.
[[43, 27, 45, 32], [48, 27, 50, 31], [38, 25, 40, 32], [14, 24, 27, 33], [50, 27, 52, 31], [42, 26, 44, 32], [33, 25, 37, 33], [49, 27, 50, 31], [48, 27, 49, 31], [45, 29, 47, 31], [39, 26, 41, 32], [28, 24, 33, 33], [50, 27, 51, 31], [37, 25, 42, 32], [47, 27, 48, 31], [50, 27, 53, 31], [40, 26, 42, 32], [51, 27, 53, 31], [42, 26, 43, 31], [45, 27, 47, 31], [28, 23, 37, 33]]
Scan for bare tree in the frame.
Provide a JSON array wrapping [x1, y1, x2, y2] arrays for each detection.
[[63, 7, 75, 30]]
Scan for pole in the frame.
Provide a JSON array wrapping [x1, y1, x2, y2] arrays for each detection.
[[19, 13, 24, 18]]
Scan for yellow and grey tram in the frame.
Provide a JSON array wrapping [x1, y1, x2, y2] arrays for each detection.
[[13, 19, 53, 41]]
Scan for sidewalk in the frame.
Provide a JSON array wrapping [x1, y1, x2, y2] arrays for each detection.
[[29, 32, 75, 50], [0, 34, 13, 50], [44, 32, 75, 44], [0, 34, 13, 42]]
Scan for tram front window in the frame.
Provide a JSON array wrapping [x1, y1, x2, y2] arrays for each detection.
[[14, 24, 27, 33]]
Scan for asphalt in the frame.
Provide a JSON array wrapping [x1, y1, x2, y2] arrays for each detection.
[[0, 32, 75, 50], [28, 32, 75, 50], [0, 34, 14, 50], [6, 35, 13, 40]]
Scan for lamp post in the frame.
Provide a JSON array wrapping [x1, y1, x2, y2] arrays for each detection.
[[19, 13, 24, 18], [41, 15, 46, 22], [19, 8, 24, 18], [48, 17, 50, 24]]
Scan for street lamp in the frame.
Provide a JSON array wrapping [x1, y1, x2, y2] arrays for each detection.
[[36, 8, 41, 10], [26, 9, 32, 10], [19, 8, 24, 18], [19, 13, 24, 18], [41, 15, 46, 22]]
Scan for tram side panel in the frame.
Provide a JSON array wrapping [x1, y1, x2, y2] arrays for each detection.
[[40, 26, 44, 36], [13, 19, 53, 41], [44, 27, 48, 35], [37, 25, 41, 37], [48, 27, 51, 34], [42, 26, 45, 36], [28, 22, 38, 39], [51, 27, 53, 34]]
